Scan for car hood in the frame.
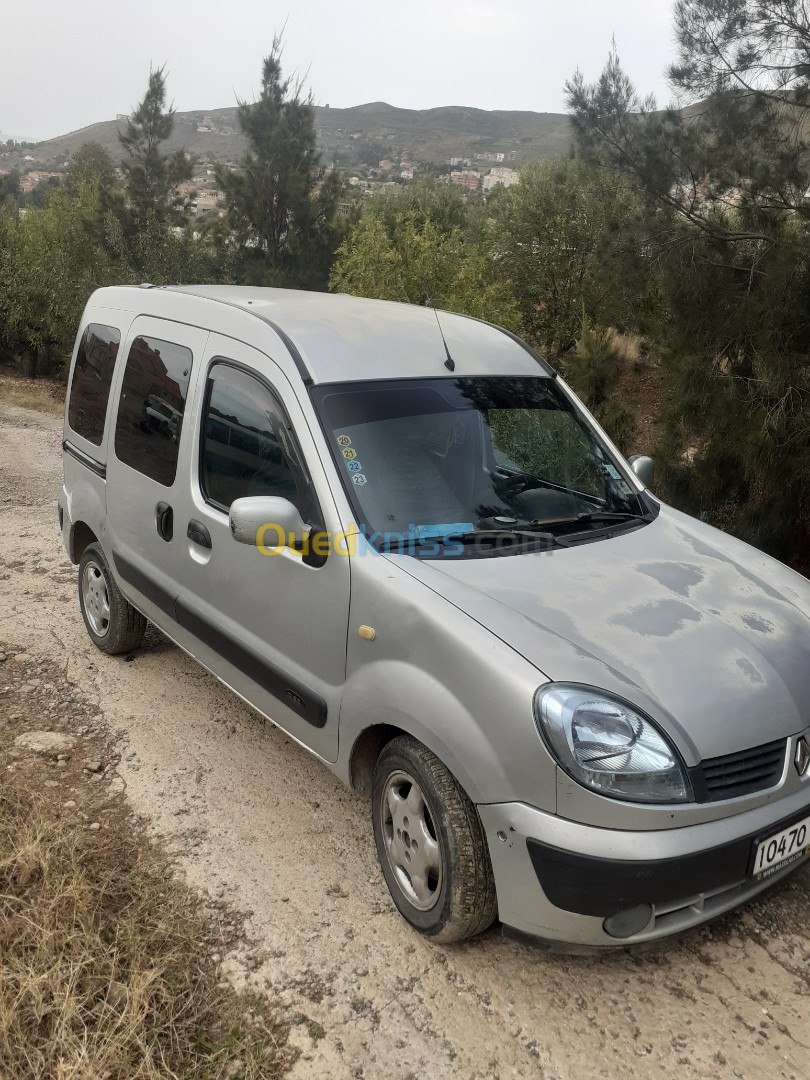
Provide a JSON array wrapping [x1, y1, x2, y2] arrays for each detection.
[[393, 506, 810, 764]]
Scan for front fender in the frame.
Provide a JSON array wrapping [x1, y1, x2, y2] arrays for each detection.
[[336, 658, 557, 811]]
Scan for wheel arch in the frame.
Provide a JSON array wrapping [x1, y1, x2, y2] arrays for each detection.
[[340, 660, 517, 807], [62, 469, 106, 566], [70, 520, 99, 564], [349, 723, 406, 799]]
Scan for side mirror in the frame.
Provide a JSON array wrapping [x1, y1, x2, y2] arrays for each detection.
[[627, 455, 654, 488], [229, 496, 310, 551]]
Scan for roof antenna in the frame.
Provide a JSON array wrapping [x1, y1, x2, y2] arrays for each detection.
[[432, 307, 455, 371]]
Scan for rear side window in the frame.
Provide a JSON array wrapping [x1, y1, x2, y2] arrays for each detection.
[[200, 363, 304, 513], [114, 335, 193, 486], [67, 324, 121, 445]]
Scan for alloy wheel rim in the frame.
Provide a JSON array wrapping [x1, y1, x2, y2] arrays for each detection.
[[82, 562, 110, 637], [380, 769, 443, 911]]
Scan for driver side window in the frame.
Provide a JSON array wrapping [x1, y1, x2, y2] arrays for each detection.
[[200, 363, 305, 514]]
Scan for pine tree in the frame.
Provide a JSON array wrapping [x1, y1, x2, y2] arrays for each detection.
[[217, 37, 346, 288], [119, 66, 191, 225], [566, 3, 810, 568]]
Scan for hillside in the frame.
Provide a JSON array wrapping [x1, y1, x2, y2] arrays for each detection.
[[19, 101, 573, 169]]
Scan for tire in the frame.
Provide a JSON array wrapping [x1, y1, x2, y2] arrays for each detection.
[[78, 543, 146, 655], [372, 735, 497, 943]]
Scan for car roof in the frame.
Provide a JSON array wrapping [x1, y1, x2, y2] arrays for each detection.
[[88, 284, 554, 385]]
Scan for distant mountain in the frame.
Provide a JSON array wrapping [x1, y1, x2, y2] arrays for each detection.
[[21, 101, 573, 170]]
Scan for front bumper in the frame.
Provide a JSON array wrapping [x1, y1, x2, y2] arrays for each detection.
[[479, 788, 810, 948]]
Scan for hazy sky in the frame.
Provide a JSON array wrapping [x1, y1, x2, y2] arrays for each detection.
[[1, 0, 677, 141]]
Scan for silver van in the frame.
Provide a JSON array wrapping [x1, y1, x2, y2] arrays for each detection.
[[59, 285, 810, 948]]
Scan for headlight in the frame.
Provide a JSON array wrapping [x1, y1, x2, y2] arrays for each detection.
[[534, 685, 692, 803]]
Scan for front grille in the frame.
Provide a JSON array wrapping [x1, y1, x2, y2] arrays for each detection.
[[694, 739, 787, 802]]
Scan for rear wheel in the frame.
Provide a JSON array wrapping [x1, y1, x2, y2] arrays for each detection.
[[372, 735, 497, 943], [78, 543, 146, 655]]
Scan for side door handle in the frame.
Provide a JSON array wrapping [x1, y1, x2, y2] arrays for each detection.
[[187, 519, 212, 549], [155, 501, 173, 542]]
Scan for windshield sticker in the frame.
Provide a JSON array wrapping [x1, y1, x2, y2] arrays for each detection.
[[408, 522, 474, 540], [337, 434, 352, 447], [352, 474, 368, 486], [605, 464, 622, 479], [346, 459, 363, 472], [342, 447, 357, 460]]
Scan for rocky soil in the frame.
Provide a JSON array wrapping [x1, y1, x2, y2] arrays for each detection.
[[0, 391, 808, 1079]]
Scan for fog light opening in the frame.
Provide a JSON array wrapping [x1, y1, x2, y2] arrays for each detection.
[[603, 903, 653, 939]]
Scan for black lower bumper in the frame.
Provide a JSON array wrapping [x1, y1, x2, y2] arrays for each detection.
[[527, 804, 809, 918]]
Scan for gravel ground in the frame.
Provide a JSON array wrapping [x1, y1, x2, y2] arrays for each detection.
[[0, 393, 808, 1079]]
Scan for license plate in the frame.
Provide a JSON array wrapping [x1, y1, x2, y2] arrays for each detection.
[[752, 814, 810, 879]]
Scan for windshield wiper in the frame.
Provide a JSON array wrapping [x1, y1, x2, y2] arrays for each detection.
[[452, 529, 557, 546], [533, 510, 647, 530], [381, 528, 558, 553]]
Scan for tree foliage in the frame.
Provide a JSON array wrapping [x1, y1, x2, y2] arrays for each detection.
[[567, 3, 810, 567], [0, 169, 21, 207], [217, 38, 347, 289], [489, 158, 652, 357], [66, 143, 118, 196], [0, 183, 121, 372], [670, 0, 810, 105], [358, 176, 480, 239], [119, 66, 192, 225], [563, 314, 636, 454], [566, 18, 810, 241], [0, 124, 218, 376], [330, 179, 520, 329]]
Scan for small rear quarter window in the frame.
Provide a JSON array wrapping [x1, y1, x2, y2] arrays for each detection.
[[67, 323, 122, 445]]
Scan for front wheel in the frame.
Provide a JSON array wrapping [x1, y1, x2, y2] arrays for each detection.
[[78, 543, 146, 655], [372, 735, 497, 943]]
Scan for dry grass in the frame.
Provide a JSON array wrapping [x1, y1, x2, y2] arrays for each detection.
[[0, 371, 66, 416], [0, 777, 286, 1079], [609, 331, 643, 367]]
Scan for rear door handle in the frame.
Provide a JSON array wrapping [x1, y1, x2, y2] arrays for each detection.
[[187, 519, 212, 549]]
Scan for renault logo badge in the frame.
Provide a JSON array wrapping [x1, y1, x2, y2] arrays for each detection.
[[795, 736, 810, 777]]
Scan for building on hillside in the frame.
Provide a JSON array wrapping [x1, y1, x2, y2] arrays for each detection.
[[194, 190, 224, 212], [368, 181, 401, 196], [483, 167, 519, 192], [450, 169, 480, 192], [18, 170, 64, 193]]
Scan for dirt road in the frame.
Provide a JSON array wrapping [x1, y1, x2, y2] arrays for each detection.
[[1, 394, 808, 1079]]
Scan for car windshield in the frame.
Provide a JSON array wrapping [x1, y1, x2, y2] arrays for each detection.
[[312, 376, 650, 556]]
